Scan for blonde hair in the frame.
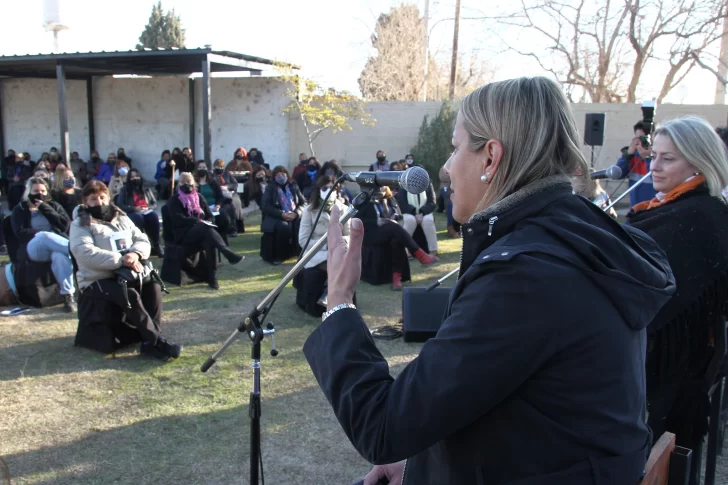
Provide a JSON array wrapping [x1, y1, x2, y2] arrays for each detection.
[[654, 116, 728, 199], [178, 172, 195, 186], [52, 165, 67, 192], [23, 177, 49, 201], [460, 77, 588, 211]]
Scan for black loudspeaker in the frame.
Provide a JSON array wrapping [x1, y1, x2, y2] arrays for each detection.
[[402, 287, 451, 342], [584, 113, 605, 146]]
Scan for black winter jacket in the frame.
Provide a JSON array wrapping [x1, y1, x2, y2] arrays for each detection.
[[394, 183, 436, 216], [11, 199, 70, 244], [166, 193, 214, 243], [115, 186, 158, 213], [260, 182, 305, 233], [304, 175, 675, 485]]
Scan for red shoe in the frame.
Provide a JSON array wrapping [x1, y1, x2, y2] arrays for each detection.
[[414, 249, 438, 266], [392, 272, 403, 291]]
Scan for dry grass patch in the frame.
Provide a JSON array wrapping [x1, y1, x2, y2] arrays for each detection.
[[0, 212, 460, 485]]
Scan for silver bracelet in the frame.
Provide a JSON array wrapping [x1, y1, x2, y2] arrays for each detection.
[[321, 303, 357, 322]]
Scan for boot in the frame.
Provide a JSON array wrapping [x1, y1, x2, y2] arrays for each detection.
[[220, 247, 245, 265], [140, 337, 182, 361], [392, 272, 403, 291], [447, 225, 459, 238], [414, 249, 438, 266], [63, 294, 77, 313], [237, 219, 245, 234]]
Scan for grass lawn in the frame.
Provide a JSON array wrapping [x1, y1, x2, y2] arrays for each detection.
[[0, 211, 462, 485]]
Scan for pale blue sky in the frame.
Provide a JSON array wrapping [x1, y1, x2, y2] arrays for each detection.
[[0, 0, 718, 103]]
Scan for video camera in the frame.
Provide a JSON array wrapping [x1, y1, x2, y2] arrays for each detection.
[[640, 100, 657, 149]]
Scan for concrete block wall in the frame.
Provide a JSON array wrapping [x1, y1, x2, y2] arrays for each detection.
[[0, 76, 290, 182]]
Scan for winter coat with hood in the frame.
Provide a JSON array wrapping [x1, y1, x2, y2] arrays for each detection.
[[69, 204, 151, 290], [303, 175, 675, 485]]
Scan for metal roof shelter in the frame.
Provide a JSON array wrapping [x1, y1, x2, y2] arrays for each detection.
[[0, 48, 286, 163]]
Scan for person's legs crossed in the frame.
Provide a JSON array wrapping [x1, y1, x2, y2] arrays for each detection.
[[26, 231, 71, 261], [50, 251, 75, 295]]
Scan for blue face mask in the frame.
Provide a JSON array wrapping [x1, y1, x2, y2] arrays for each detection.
[[275, 174, 287, 185], [63, 178, 75, 188]]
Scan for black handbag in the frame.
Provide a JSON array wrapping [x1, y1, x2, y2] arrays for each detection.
[[115, 259, 169, 308]]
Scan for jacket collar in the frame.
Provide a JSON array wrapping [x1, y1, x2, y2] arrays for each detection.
[[77, 203, 125, 227], [459, 175, 573, 274]]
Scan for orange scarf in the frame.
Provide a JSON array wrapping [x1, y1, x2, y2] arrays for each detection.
[[632, 175, 705, 213]]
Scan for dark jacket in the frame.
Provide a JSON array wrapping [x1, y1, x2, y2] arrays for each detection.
[[167, 192, 214, 243], [304, 175, 675, 485], [11, 199, 71, 260], [294, 170, 318, 199], [394, 182, 436, 216], [358, 198, 402, 244], [51, 189, 83, 219], [115, 185, 158, 213], [261, 182, 305, 233], [213, 172, 239, 194]]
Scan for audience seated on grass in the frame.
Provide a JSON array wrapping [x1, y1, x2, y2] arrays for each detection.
[[11, 177, 76, 312], [166, 172, 245, 290], [69, 180, 181, 361], [395, 164, 439, 257], [358, 186, 436, 290], [212, 158, 245, 236], [194, 160, 234, 243], [260, 165, 305, 265], [246, 165, 269, 209], [115, 168, 163, 257]]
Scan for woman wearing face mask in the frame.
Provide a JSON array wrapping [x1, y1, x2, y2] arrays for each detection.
[[155, 150, 175, 200], [357, 186, 436, 290], [86, 151, 103, 180], [625, 117, 728, 468], [247, 147, 267, 169], [51, 164, 68, 191], [227, 148, 253, 173], [298, 176, 350, 310], [167, 173, 245, 290], [115, 169, 163, 257], [319, 160, 352, 205], [108, 161, 130, 199], [96, 153, 116, 185], [70, 180, 181, 361], [247, 165, 270, 209], [369, 150, 389, 172], [11, 177, 76, 312], [51, 168, 82, 219], [261, 166, 305, 265], [307, 77, 676, 485], [117, 147, 132, 168], [193, 161, 232, 241], [213, 159, 245, 235], [295, 157, 321, 199]]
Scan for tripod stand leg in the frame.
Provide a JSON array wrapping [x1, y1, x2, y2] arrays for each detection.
[[249, 344, 262, 484]]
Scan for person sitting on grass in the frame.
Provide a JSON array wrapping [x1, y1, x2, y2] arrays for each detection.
[[69, 180, 181, 361], [167, 172, 245, 290]]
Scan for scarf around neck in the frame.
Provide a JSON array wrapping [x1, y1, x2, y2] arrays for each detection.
[[632, 175, 705, 213], [178, 190, 203, 218]]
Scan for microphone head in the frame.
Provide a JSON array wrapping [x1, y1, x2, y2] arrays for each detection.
[[607, 165, 622, 179], [399, 166, 430, 193]]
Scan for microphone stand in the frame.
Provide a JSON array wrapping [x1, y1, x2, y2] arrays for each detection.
[[604, 171, 652, 212], [201, 190, 373, 485]]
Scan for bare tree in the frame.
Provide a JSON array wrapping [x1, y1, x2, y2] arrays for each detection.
[[494, 0, 727, 103], [359, 5, 495, 101], [359, 5, 426, 101]]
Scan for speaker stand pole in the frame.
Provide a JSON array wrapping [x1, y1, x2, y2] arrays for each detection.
[[590, 145, 595, 169]]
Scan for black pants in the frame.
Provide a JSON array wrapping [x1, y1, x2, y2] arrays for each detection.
[[261, 220, 299, 263], [366, 222, 419, 274], [84, 278, 162, 343], [127, 211, 161, 247], [179, 222, 227, 281], [368, 221, 420, 253], [219, 202, 237, 234]]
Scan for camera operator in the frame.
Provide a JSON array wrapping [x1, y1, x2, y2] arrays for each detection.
[[611, 121, 656, 207]]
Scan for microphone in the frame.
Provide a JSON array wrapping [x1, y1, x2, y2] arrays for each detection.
[[590, 166, 622, 180], [344, 166, 430, 194]]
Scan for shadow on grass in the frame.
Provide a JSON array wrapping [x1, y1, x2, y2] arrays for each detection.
[[2, 382, 377, 485]]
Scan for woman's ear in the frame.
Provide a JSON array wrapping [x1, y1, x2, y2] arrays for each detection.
[[484, 139, 504, 175]]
